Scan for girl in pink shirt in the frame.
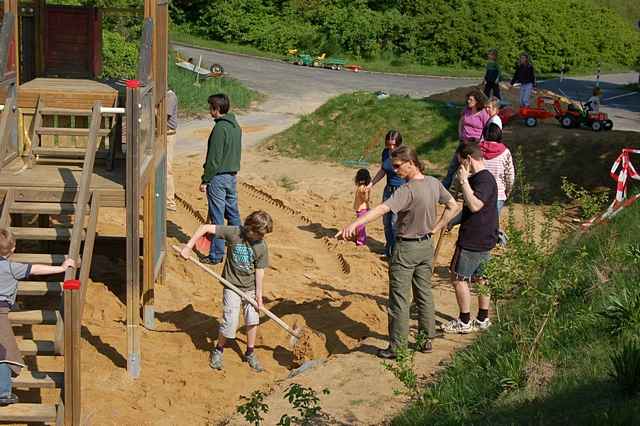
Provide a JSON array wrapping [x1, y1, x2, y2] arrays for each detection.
[[458, 90, 489, 141]]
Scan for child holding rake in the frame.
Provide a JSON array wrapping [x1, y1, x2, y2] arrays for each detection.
[[180, 210, 273, 372]]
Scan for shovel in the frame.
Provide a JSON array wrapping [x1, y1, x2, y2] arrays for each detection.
[[171, 244, 302, 344]]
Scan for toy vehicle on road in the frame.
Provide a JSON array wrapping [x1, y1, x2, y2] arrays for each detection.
[[518, 96, 557, 127], [313, 53, 346, 70], [287, 49, 314, 66], [556, 103, 613, 132], [519, 96, 613, 131]]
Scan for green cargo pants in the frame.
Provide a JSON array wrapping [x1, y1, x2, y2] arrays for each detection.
[[388, 238, 436, 350]]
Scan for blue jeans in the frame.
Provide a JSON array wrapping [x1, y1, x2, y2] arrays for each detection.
[[206, 174, 241, 262], [383, 185, 400, 257], [442, 154, 460, 190], [0, 364, 12, 395]]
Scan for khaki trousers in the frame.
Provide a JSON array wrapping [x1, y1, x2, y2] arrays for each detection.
[[387, 238, 436, 350]]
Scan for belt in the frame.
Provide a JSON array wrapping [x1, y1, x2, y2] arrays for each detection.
[[396, 234, 432, 242], [215, 171, 237, 176]]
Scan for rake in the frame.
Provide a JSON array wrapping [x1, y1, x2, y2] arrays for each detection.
[[171, 244, 302, 347]]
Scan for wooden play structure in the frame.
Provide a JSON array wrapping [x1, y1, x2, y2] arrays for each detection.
[[0, 0, 168, 424]]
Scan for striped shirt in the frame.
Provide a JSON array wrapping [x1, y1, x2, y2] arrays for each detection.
[[484, 149, 515, 201]]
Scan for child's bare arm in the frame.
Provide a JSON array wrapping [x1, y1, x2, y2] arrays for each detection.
[[255, 268, 265, 310], [31, 258, 76, 276], [181, 224, 217, 258]]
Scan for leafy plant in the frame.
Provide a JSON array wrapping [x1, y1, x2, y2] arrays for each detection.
[[277, 383, 330, 426], [237, 390, 269, 426], [599, 288, 640, 338], [382, 344, 420, 399], [610, 338, 640, 396], [561, 177, 609, 220]]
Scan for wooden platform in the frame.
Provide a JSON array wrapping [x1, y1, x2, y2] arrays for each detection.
[[17, 78, 118, 110], [0, 161, 125, 207]]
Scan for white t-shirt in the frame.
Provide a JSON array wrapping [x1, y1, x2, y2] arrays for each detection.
[[586, 96, 600, 112], [489, 114, 503, 129]]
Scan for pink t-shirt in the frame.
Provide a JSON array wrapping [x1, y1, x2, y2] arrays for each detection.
[[460, 108, 489, 141]]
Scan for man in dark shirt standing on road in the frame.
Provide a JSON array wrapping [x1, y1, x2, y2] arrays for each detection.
[[443, 143, 498, 334], [200, 93, 242, 264]]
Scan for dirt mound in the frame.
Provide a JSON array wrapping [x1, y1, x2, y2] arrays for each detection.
[[292, 326, 328, 367]]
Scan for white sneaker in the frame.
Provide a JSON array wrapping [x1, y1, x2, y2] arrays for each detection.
[[441, 319, 473, 334], [473, 318, 492, 331]]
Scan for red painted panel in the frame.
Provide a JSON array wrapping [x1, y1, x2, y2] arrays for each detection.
[[45, 6, 100, 78]]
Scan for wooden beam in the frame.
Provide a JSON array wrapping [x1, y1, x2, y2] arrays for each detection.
[[63, 101, 102, 426], [142, 175, 154, 329], [0, 188, 14, 228], [79, 193, 99, 317], [125, 86, 141, 378]]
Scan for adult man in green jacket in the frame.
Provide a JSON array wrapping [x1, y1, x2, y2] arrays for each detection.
[[200, 93, 242, 264]]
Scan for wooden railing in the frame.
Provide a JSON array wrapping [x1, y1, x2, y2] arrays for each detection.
[[61, 101, 102, 425], [0, 11, 17, 168]]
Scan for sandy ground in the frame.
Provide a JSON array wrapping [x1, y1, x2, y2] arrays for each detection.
[[34, 80, 620, 425], [72, 147, 481, 425]]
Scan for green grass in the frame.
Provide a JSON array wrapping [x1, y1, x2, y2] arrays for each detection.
[[392, 204, 640, 425], [168, 51, 260, 114], [265, 92, 459, 172]]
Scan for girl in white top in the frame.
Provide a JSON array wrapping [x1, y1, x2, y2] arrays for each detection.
[[484, 96, 503, 130]]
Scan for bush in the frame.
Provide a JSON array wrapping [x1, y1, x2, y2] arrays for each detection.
[[611, 339, 640, 396], [101, 30, 139, 79], [171, 0, 640, 73]]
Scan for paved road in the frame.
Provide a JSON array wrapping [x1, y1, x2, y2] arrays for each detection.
[[539, 73, 639, 132], [174, 43, 476, 112]]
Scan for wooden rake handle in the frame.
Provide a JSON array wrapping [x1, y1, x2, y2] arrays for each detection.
[[171, 245, 300, 339]]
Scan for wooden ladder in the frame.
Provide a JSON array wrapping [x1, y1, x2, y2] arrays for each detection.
[[0, 102, 104, 425], [25, 98, 118, 170]]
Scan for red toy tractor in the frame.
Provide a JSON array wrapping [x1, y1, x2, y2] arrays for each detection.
[[518, 96, 613, 131]]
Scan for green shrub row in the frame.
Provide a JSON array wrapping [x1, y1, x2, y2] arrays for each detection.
[[172, 0, 640, 74]]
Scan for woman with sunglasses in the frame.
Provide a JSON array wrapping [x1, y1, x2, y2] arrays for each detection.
[[337, 146, 458, 359], [367, 130, 405, 258]]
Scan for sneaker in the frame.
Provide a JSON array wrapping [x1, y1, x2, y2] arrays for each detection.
[[167, 204, 177, 212], [498, 230, 508, 247], [201, 257, 223, 265], [376, 347, 397, 359], [415, 338, 433, 353], [0, 393, 18, 406], [473, 318, 492, 331], [245, 352, 264, 372], [441, 319, 473, 334], [209, 349, 223, 370]]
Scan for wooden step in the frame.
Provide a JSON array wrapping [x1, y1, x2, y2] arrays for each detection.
[[0, 403, 57, 422], [10, 253, 66, 265], [36, 127, 111, 137], [33, 147, 108, 159], [12, 370, 63, 389], [9, 310, 58, 325], [17, 339, 56, 356], [10, 227, 85, 241], [17, 281, 62, 296], [10, 202, 78, 215]]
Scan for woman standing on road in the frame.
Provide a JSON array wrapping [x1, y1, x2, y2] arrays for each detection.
[[368, 130, 406, 258], [511, 53, 536, 107], [337, 146, 458, 358]]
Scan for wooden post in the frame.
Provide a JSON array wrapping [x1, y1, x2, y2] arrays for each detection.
[[142, 177, 155, 330], [63, 101, 102, 426], [125, 85, 141, 378]]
